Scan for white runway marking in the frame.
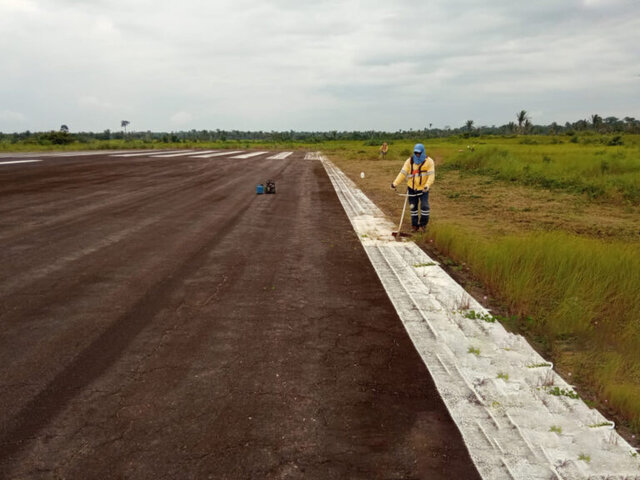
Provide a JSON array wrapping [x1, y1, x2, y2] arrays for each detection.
[[110, 150, 182, 157], [303, 152, 323, 160], [230, 151, 268, 159], [320, 153, 640, 479], [190, 150, 244, 158], [181, 150, 219, 156], [0, 159, 42, 165], [0, 150, 145, 159], [266, 152, 293, 160], [147, 150, 196, 158], [52, 150, 150, 157]]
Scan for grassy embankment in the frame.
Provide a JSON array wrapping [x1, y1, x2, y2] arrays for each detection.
[[325, 135, 640, 436]]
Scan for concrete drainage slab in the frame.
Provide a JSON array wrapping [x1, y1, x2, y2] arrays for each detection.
[[316, 153, 640, 480]]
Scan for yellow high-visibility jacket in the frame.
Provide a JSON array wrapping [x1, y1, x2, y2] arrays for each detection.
[[392, 156, 435, 191]]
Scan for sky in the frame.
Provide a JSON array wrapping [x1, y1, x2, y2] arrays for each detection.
[[0, 0, 639, 132]]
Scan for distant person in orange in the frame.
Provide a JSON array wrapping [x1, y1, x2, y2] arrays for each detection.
[[379, 142, 389, 158]]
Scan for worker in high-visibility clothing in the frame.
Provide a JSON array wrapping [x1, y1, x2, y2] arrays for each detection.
[[390, 143, 435, 232], [379, 142, 389, 158]]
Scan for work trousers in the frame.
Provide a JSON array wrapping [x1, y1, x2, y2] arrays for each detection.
[[408, 187, 430, 227]]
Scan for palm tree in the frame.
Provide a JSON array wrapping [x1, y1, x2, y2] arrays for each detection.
[[465, 119, 474, 132], [60, 124, 69, 133], [121, 120, 130, 134], [591, 114, 602, 131], [516, 110, 529, 133]]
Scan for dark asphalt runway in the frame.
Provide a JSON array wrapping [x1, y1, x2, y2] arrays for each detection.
[[0, 150, 479, 479]]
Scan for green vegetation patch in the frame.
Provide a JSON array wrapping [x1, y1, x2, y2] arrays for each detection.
[[443, 140, 640, 204], [546, 386, 580, 400]]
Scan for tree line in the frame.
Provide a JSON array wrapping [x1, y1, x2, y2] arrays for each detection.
[[2, 112, 639, 145]]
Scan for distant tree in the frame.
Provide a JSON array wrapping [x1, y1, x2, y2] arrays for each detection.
[[524, 119, 532, 134], [623, 117, 639, 133], [121, 120, 130, 134], [60, 124, 69, 133], [465, 119, 474, 132], [516, 110, 529, 133], [507, 121, 517, 133], [550, 122, 560, 135], [591, 114, 602, 131], [44, 130, 73, 145], [604, 116, 621, 132], [574, 119, 589, 131]]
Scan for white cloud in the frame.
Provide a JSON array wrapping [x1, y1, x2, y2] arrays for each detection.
[[0, 0, 638, 131], [170, 111, 193, 126], [78, 96, 119, 111], [0, 110, 26, 126]]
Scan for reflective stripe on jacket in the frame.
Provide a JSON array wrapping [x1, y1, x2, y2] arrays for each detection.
[[392, 157, 435, 190]]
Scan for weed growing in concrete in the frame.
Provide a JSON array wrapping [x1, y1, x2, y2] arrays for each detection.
[[589, 422, 614, 428], [547, 386, 579, 399], [497, 372, 509, 381], [578, 453, 591, 463], [464, 310, 497, 323], [527, 362, 552, 368], [541, 371, 555, 387], [413, 262, 436, 267], [549, 425, 562, 434], [468, 346, 480, 356], [455, 295, 472, 310]]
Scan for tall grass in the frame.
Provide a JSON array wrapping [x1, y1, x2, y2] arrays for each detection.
[[446, 141, 640, 203], [428, 224, 640, 430]]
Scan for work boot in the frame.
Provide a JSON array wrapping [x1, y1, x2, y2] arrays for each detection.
[[419, 225, 426, 233], [411, 225, 419, 232]]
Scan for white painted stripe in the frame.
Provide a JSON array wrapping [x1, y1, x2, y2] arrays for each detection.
[[52, 150, 149, 157], [111, 150, 181, 157], [229, 151, 268, 159], [266, 151, 293, 160], [0, 150, 145, 159], [191, 150, 244, 158], [181, 150, 219, 156], [319, 152, 639, 479], [0, 159, 42, 165], [147, 150, 195, 158]]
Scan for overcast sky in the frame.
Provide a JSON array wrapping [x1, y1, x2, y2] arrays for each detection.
[[1, 0, 638, 132]]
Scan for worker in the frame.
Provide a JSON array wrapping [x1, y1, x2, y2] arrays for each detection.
[[390, 143, 435, 232], [379, 142, 389, 158]]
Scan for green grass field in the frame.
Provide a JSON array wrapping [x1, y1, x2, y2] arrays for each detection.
[[446, 141, 640, 204]]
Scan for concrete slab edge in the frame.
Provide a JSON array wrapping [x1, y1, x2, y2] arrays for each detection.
[[316, 153, 640, 480]]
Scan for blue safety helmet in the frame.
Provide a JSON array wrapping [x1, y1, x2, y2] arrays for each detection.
[[412, 143, 426, 165]]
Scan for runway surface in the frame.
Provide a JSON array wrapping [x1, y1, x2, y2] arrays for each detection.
[[0, 149, 479, 479]]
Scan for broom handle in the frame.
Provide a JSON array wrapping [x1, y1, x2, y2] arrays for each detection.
[[397, 194, 408, 233]]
